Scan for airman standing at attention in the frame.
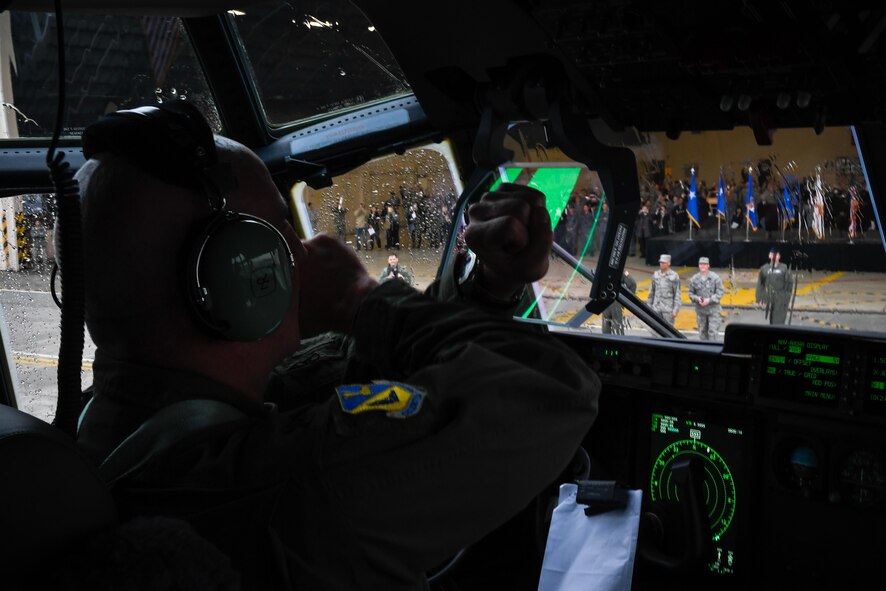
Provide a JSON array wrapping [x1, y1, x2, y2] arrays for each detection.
[[647, 253, 681, 324], [756, 246, 794, 324], [688, 256, 724, 340]]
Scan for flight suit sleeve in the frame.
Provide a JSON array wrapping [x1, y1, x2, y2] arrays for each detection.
[[647, 275, 656, 306], [783, 268, 795, 299], [321, 280, 599, 584], [756, 267, 767, 303]]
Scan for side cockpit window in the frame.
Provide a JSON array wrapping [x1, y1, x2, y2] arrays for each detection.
[[0, 193, 95, 421], [1, 11, 217, 418]]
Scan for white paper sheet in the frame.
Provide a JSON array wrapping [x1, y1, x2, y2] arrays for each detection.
[[537, 483, 642, 591]]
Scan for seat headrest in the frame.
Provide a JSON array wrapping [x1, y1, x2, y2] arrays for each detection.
[[0, 404, 118, 574]]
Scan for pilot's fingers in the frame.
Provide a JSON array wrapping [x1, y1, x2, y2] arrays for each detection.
[[491, 182, 546, 207], [465, 214, 529, 256], [494, 182, 528, 192], [470, 204, 551, 284], [468, 196, 531, 227], [471, 183, 545, 216]]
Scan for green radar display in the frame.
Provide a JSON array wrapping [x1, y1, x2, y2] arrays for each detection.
[[650, 439, 736, 540], [649, 413, 745, 576]]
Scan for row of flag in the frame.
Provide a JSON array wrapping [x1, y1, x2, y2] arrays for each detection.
[[684, 167, 855, 238], [684, 167, 742, 230]]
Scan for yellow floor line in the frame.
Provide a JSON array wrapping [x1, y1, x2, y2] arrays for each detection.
[[549, 307, 714, 331], [634, 286, 758, 306], [13, 354, 93, 371], [633, 271, 845, 307], [797, 271, 845, 295], [552, 270, 852, 329]]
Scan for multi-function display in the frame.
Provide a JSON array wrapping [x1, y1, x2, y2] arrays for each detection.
[[760, 337, 842, 406]]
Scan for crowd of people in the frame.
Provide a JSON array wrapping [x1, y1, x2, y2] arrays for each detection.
[[554, 168, 875, 268], [631, 171, 876, 253], [309, 165, 875, 275], [312, 185, 458, 252], [552, 189, 610, 259]]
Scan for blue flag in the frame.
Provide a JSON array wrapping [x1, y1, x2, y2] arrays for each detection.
[[782, 184, 795, 222], [686, 169, 700, 228], [746, 170, 758, 231], [716, 176, 727, 219]]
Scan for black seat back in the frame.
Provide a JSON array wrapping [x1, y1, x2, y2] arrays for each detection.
[[0, 404, 118, 581]]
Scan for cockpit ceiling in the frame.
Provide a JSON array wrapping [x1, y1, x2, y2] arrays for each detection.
[[356, 1, 886, 137], [534, 2, 886, 133]]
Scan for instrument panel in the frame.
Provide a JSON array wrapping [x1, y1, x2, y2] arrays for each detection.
[[555, 323, 886, 588]]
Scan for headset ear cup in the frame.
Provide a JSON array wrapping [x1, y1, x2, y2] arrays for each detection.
[[187, 212, 294, 341]]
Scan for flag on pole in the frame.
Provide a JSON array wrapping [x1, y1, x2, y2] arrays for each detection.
[[746, 168, 757, 231], [716, 176, 727, 219], [686, 167, 701, 228], [781, 184, 795, 222], [812, 168, 825, 239]]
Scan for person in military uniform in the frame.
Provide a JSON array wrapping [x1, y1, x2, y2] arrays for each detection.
[[74, 105, 598, 591], [378, 253, 414, 286], [688, 256, 725, 340], [756, 246, 794, 324], [602, 270, 637, 334], [647, 253, 681, 324]]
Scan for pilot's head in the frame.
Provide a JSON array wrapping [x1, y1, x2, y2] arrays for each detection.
[[659, 253, 671, 270], [77, 111, 304, 398]]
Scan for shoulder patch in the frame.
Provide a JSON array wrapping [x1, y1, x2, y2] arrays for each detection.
[[335, 381, 427, 419]]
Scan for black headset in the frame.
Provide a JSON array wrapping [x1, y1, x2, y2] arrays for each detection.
[[81, 101, 295, 342]]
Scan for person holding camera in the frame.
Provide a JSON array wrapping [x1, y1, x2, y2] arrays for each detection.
[[378, 253, 413, 286]]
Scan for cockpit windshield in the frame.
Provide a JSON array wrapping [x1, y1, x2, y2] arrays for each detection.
[[291, 121, 885, 344]]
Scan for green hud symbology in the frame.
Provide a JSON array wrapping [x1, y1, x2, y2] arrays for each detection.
[[491, 166, 583, 231]]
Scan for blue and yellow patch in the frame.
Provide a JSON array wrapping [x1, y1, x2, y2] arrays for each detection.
[[335, 381, 426, 419]]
